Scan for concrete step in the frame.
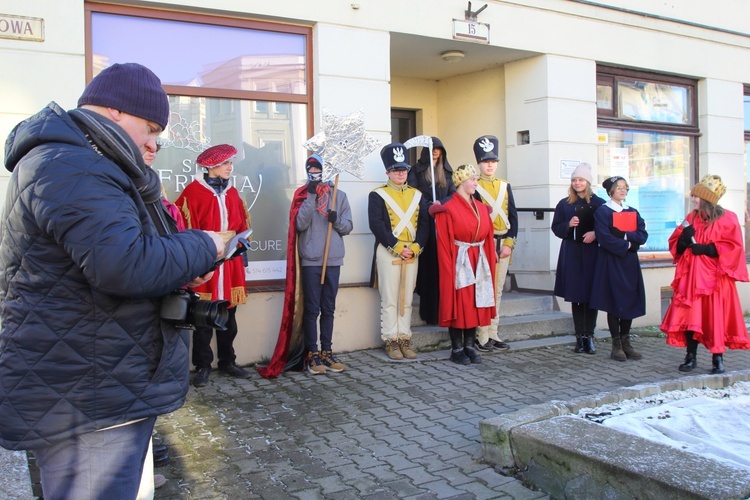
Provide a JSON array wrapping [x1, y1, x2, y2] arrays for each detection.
[[499, 311, 573, 341], [498, 292, 554, 317], [410, 311, 573, 349]]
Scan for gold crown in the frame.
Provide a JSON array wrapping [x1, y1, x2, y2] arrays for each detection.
[[452, 164, 478, 187], [690, 174, 726, 205]]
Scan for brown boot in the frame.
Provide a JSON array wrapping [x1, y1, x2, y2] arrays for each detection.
[[610, 334, 626, 362], [385, 339, 404, 360], [399, 339, 417, 359], [321, 350, 346, 372], [620, 334, 642, 360]]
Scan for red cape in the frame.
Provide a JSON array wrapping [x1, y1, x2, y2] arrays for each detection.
[[661, 210, 750, 352], [257, 185, 309, 379], [435, 195, 497, 328]]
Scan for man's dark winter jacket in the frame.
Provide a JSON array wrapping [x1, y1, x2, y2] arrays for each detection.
[[0, 103, 217, 450]]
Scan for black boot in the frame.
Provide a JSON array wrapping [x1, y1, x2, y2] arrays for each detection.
[[574, 335, 586, 353], [449, 327, 470, 365], [607, 314, 626, 362], [572, 303, 585, 353], [583, 305, 597, 354], [582, 333, 596, 354], [463, 328, 482, 364], [711, 353, 725, 374], [678, 331, 698, 372]]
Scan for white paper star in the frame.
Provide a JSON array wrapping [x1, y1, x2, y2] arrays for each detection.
[[303, 109, 380, 182]]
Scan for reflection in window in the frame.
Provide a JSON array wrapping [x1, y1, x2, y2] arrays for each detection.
[[597, 129, 693, 252], [91, 12, 307, 94], [618, 80, 690, 124], [596, 83, 613, 111], [746, 142, 750, 257], [152, 96, 308, 279]]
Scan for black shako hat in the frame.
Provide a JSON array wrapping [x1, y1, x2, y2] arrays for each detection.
[[380, 142, 411, 171], [473, 135, 499, 163]]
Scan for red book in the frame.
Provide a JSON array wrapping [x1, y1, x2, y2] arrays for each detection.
[[612, 211, 637, 232]]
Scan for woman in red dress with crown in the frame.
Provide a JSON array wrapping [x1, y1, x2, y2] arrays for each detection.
[[430, 164, 497, 365], [661, 174, 750, 374]]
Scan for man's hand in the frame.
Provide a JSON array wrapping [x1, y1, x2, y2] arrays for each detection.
[[187, 271, 214, 288], [328, 210, 337, 224], [499, 245, 512, 259], [400, 247, 414, 259], [307, 181, 319, 194], [204, 231, 226, 260], [582, 231, 596, 244]]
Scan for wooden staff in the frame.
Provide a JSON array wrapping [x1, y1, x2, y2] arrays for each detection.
[[392, 257, 416, 316], [320, 174, 340, 284]]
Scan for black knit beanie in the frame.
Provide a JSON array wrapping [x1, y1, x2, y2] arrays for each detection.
[[77, 63, 170, 130]]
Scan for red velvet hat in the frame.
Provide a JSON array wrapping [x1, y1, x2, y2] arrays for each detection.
[[196, 144, 237, 168]]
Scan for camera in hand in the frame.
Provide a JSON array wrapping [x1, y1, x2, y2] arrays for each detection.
[[160, 289, 230, 330]]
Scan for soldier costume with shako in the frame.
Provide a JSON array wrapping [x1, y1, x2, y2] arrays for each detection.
[[472, 135, 518, 353], [368, 142, 429, 360]]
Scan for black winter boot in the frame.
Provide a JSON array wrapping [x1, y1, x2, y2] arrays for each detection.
[[583, 305, 597, 354], [572, 303, 585, 353], [582, 333, 596, 354], [449, 327, 470, 365], [463, 328, 482, 364], [678, 331, 698, 372], [711, 353, 725, 374], [574, 335, 586, 353]]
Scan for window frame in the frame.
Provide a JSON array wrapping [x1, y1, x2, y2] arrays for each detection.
[[84, 3, 315, 287], [597, 65, 700, 262], [84, 3, 314, 122]]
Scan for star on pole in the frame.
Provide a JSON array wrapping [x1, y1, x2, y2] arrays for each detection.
[[303, 109, 380, 182]]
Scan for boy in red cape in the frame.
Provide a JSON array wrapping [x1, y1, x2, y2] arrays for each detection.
[[175, 144, 252, 386]]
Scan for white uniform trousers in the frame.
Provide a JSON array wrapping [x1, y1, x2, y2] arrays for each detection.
[[476, 252, 510, 344], [375, 244, 418, 341]]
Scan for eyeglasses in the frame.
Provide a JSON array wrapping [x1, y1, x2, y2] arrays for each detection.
[[615, 186, 629, 192]]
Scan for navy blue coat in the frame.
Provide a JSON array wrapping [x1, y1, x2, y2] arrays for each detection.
[[551, 194, 605, 303], [589, 202, 648, 320], [0, 103, 217, 450]]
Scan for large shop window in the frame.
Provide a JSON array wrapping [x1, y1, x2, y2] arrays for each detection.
[[744, 86, 750, 258], [87, 4, 312, 283], [596, 67, 698, 253]]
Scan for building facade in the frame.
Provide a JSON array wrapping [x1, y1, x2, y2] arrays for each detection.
[[1, 0, 749, 364]]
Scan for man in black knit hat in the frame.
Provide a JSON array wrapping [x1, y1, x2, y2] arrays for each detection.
[[0, 63, 225, 497]]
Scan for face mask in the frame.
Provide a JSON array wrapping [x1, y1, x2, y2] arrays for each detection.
[[307, 171, 322, 182]]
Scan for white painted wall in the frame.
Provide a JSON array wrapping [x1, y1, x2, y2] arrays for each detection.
[[1, 0, 749, 362]]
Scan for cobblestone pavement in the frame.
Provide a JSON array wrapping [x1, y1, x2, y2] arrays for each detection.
[[149, 333, 750, 499], [5, 333, 750, 499]]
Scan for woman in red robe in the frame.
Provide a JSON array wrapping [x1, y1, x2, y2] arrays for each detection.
[[431, 164, 497, 365], [661, 174, 750, 374]]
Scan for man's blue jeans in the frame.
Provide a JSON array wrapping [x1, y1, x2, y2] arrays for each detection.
[[301, 265, 340, 352], [33, 416, 156, 499]]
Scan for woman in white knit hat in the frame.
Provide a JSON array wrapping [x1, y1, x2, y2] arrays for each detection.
[[551, 163, 605, 354]]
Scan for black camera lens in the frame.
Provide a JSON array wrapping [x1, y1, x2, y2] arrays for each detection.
[[189, 299, 230, 330]]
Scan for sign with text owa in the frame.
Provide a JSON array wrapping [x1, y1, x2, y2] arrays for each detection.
[[0, 14, 44, 42]]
